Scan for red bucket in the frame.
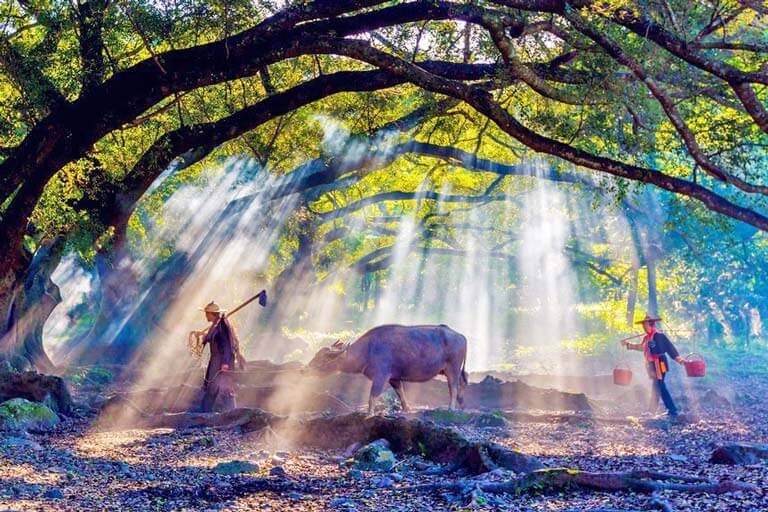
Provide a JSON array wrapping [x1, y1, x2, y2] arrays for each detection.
[[684, 353, 706, 377], [613, 366, 633, 386]]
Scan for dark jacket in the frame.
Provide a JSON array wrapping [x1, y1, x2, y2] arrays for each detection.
[[646, 332, 680, 379], [647, 332, 680, 359], [202, 316, 237, 387]]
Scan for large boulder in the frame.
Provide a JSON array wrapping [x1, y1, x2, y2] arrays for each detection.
[[0, 398, 60, 432], [0, 371, 73, 415]]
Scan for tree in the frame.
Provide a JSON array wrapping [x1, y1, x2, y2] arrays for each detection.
[[2, 0, 767, 366]]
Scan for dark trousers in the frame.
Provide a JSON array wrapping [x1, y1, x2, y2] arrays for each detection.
[[649, 373, 678, 416], [201, 373, 236, 413]]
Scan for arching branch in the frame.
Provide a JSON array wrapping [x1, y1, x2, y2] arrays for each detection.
[[313, 36, 768, 232], [565, 10, 768, 195]]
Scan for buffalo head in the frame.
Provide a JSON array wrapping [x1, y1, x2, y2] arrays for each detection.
[[304, 340, 348, 374]]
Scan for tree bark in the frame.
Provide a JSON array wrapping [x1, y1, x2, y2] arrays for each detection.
[[0, 238, 66, 371]]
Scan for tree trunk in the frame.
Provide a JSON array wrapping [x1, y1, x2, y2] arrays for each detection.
[[626, 263, 639, 325], [264, 210, 315, 329], [0, 238, 66, 371], [646, 255, 658, 317]]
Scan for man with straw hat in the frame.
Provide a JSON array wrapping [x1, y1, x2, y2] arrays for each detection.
[[195, 301, 246, 412], [622, 313, 686, 418]]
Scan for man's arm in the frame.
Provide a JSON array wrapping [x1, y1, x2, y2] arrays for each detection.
[[621, 340, 644, 351], [657, 333, 685, 364]]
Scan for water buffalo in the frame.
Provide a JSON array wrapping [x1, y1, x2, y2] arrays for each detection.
[[305, 324, 468, 415]]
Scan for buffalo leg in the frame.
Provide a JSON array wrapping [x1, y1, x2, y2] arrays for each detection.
[[446, 364, 464, 410], [390, 379, 409, 412], [445, 372, 455, 409], [368, 374, 389, 416], [456, 368, 466, 409]]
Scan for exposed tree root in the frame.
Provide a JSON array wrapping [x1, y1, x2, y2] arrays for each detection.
[[99, 408, 759, 506], [289, 412, 543, 475], [100, 409, 541, 475], [98, 405, 276, 432], [405, 467, 760, 496]]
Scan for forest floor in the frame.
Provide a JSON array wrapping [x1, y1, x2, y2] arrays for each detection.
[[1, 373, 767, 511]]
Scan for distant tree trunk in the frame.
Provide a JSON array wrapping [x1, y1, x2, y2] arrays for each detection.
[[646, 255, 658, 317], [265, 212, 315, 329], [626, 264, 639, 325], [739, 305, 751, 349]]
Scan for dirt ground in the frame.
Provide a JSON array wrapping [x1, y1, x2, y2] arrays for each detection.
[[1, 374, 767, 511]]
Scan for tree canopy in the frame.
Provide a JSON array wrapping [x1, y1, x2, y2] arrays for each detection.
[[1, 0, 767, 367]]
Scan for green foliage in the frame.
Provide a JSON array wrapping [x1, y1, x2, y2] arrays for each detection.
[[0, 398, 59, 431]]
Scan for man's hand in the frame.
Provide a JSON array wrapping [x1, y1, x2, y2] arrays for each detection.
[[675, 356, 686, 365]]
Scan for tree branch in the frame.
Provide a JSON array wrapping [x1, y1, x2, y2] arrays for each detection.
[[314, 36, 768, 232], [565, 10, 768, 195]]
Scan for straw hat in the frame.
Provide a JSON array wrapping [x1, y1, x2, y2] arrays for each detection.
[[635, 313, 662, 325], [200, 301, 227, 314]]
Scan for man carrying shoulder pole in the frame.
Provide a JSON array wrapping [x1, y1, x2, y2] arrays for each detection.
[[621, 313, 685, 418], [191, 290, 267, 413]]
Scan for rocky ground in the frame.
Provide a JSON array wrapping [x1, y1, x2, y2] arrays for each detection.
[[1, 374, 767, 511]]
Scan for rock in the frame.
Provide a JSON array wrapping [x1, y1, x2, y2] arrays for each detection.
[[3, 355, 31, 373], [287, 492, 304, 500], [329, 497, 356, 509], [43, 488, 64, 499], [669, 453, 689, 462], [371, 475, 395, 488], [270, 454, 286, 465], [212, 460, 260, 475], [388, 472, 404, 482], [413, 460, 435, 471], [473, 412, 510, 428], [275, 450, 290, 458], [0, 360, 15, 375], [353, 439, 396, 472], [1, 435, 42, 451], [711, 443, 768, 465], [346, 469, 364, 480], [342, 441, 362, 458], [0, 398, 60, 432], [0, 372, 72, 415], [252, 449, 270, 460], [269, 465, 286, 478]]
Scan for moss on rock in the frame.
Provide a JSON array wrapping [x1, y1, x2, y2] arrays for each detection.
[[0, 398, 60, 431]]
